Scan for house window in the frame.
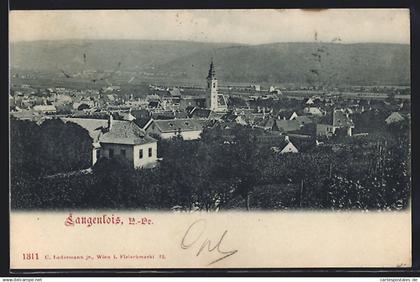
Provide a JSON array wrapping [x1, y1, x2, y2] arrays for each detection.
[[139, 149, 143, 159], [148, 147, 152, 157], [109, 149, 114, 158], [213, 82, 216, 88], [121, 149, 126, 158]]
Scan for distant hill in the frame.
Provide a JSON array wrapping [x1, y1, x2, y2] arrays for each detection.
[[10, 40, 410, 86]]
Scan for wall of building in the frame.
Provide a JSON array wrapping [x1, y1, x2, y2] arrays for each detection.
[[146, 124, 202, 141], [100, 142, 157, 168], [133, 143, 158, 169], [159, 130, 202, 140], [100, 143, 134, 164], [98, 142, 158, 169], [316, 124, 336, 136]]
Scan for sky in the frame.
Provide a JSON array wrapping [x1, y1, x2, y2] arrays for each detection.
[[9, 9, 410, 44]]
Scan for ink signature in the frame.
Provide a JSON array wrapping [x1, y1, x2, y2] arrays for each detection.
[[180, 219, 238, 265]]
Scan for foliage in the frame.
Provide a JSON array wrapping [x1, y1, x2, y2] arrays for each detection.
[[11, 118, 411, 211]]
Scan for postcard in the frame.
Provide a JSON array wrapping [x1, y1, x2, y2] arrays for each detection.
[[9, 9, 411, 269]]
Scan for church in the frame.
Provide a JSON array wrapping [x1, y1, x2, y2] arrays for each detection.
[[205, 59, 228, 112]]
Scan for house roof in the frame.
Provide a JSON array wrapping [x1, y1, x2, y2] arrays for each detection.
[[131, 109, 151, 119], [62, 118, 107, 142], [62, 118, 156, 145], [148, 101, 160, 108], [169, 88, 182, 96], [258, 118, 301, 132], [274, 119, 301, 132], [319, 112, 333, 124], [333, 110, 354, 127], [294, 116, 313, 126], [149, 118, 204, 133], [220, 111, 240, 123], [386, 112, 404, 121], [280, 142, 299, 154], [100, 120, 156, 145], [189, 108, 213, 119], [33, 105, 57, 111]]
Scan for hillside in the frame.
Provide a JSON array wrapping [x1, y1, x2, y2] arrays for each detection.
[[10, 40, 410, 86]]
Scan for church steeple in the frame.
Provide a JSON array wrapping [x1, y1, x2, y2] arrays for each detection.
[[206, 58, 219, 111], [207, 57, 216, 80]]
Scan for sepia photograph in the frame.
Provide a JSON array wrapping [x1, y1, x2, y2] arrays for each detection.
[[8, 8, 412, 269]]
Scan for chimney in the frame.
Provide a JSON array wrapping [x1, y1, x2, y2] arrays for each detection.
[[284, 135, 290, 143], [107, 113, 113, 131]]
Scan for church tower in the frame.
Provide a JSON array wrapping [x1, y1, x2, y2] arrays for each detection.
[[207, 59, 219, 111]]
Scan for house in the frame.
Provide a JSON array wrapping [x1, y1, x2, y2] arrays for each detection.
[[280, 141, 299, 154], [289, 112, 299, 120], [220, 111, 248, 126], [188, 107, 213, 119], [305, 98, 315, 105], [256, 118, 301, 133], [148, 101, 161, 109], [180, 96, 207, 110], [291, 115, 313, 127], [385, 112, 405, 124], [271, 136, 299, 154], [62, 115, 158, 169], [303, 106, 324, 116], [143, 118, 204, 140], [119, 111, 136, 121], [168, 88, 182, 97], [316, 109, 355, 137], [33, 105, 57, 114], [188, 107, 225, 120]]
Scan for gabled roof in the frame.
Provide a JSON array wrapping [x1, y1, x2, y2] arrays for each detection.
[[62, 118, 107, 142], [385, 112, 405, 123], [294, 115, 313, 126], [189, 108, 212, 119], [62, 118, 155, 145], [220, 111, 239, 123], [280, 142, 299, 154], [333, 110, 354, 127], [100, 120, 156, 145], [148, 118, 204, 133], [274, 119, 301, 132], [169, 88, 182, 96], [148, 101, 160, 108]]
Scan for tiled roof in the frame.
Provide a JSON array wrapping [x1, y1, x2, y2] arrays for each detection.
[[294, 116, 314, 126], [100, 120, 156, 145], [220, 111, 239, 123], [62, 118, 156, 145], [62, 118, 107, 142], [152, 118, 203, 133], [189, 108, 212, 119], [333, 110, 354, 127], [258, 118, 301, 132], [169, 88, 182, 96], [274, 119, 301, 132]]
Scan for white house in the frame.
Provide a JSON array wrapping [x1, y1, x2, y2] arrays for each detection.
[[385, 112, 405, 124], [33, 105, 57, 113], [303, 106, 324, 116], [143, 118, 204, 140], [316, 109, 355, 137], [271, 136, 299, 154], [289, 112, 299, 120], [62, 115, 158, 169], [280, 142, 299, 154]]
